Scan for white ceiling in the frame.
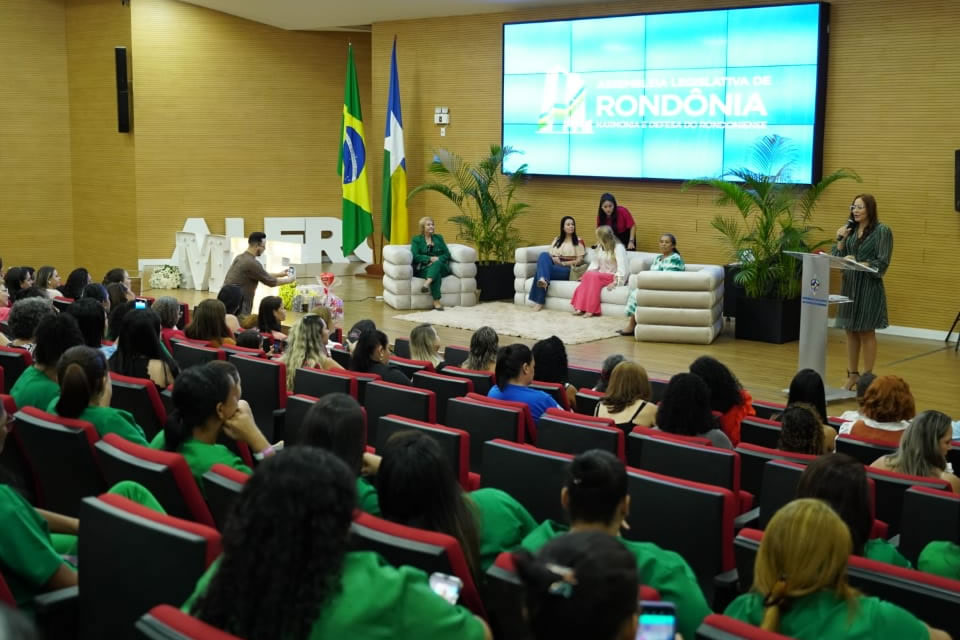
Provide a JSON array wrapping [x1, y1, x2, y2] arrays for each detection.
[[178, 0, 595, 31]]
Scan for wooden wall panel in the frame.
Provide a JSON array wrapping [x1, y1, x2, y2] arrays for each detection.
[[66, 0, 137, 281], [371, 0, 960, 331], [130, 0, 371, 262], [0, 0, 75, 271]]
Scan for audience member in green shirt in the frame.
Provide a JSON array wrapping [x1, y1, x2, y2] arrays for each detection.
[[9, 313, 83, 411], [46, 345, 148, 445], [518, 449, 710, 640], [725, 499, 947, 640], [293, 392, 382, 515], [513, 531, 641, 640], [152, 362, 272, 489], [376, 430, 486, 587], [796, 453, 911, 567], [184, 447, 491, 640], [918, 540, 960, 580]]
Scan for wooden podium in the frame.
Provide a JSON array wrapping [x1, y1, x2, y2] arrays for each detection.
[[785, 251, 878, 402]]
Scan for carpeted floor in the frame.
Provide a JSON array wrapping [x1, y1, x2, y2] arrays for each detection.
[[393, 301, 626, 344]]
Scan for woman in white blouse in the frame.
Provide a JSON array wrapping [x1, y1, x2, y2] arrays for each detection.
[[570, 226, 627, 317]]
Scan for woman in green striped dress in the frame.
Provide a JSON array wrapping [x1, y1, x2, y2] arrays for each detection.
[[832, 194, 893, 391]]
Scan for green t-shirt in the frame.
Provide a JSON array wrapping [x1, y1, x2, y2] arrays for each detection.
[[520, 520, 710, 640], [183, 551, 485, 640], [863, 538, 911, 568], [357, 476, 381, 516], [469, 488, 537, 571], [0, 485, 66, 607], [724, 590, 927, 639], [150, 432, 252, 491], [46, 399, 148, 446], [10, 367, 60, 412], [918, 541, 960, 580]]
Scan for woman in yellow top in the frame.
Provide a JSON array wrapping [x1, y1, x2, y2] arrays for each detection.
[[184, 447, 491, 640], [725, 499, 948, 639], [528, 216, 587, 311], [280, 315, 343, 391]]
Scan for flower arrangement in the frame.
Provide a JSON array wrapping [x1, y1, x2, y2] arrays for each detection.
[[278, 282, 298, 310], [149, 265, 183, 290]]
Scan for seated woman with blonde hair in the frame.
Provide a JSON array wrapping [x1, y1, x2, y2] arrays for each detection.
[[725, 498, 949, 639], [594, 361, 657, 430], [870, 410, 960, 492], [839, 374, 915, 446], [409, 323, 442, 369], [280, 314, 343, 391], [411, 216, 451, 311], [570, 225, 627, 318]]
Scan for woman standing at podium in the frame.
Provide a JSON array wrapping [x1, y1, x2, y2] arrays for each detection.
[[833, 194, 893, 391]]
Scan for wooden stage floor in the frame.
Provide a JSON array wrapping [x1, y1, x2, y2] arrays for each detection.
[[148, 276, 960, 419]]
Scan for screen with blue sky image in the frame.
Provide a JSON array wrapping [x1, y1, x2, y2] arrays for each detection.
[[502, 3, 828, 183]]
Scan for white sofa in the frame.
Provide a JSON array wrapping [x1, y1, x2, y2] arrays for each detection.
[[513, 245, 658, 317], [382, 243, 478, 309], [628, 265, 725, 344]]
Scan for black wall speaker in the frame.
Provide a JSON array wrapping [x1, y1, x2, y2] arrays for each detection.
[[955, 149, 959, 212], [115, 47, 131, 133]]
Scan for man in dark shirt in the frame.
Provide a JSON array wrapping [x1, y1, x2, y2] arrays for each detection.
[[222, 232, 294, 315]]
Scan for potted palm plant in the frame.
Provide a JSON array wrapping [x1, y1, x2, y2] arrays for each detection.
[[683, 135, 861, 343], [408, 144, 529, 301]]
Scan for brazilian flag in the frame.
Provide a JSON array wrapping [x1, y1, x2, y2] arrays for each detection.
[[338, 44, 373, 257]]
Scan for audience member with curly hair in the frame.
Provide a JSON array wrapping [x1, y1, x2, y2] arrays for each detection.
[[778, 404, 829, 455], [6, 297, 56, 353], [280, 315, 343, 390], [839, 375, 916, 445], [185, 447, 491, 640], [519, 450, 710, 639], [9, 313, 84, 411], [870, 410, 959, 492], [689, 356, 754, 445], [655, 372, 732, 448], [531, 335, 576, 408]]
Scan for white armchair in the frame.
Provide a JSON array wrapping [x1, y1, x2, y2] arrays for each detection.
[[382, 243, 478, 309], [628, 265, 725, 344]]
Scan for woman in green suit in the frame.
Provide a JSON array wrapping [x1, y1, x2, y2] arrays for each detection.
[[411, 216, 450, 311]]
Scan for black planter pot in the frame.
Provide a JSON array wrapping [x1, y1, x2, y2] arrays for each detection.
[[476, 262, 516, 301], [734, 294, 801, 344], [723, 264, 743, 318]]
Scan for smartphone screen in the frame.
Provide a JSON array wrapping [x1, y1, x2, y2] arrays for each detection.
[[134, 300, 147, 309], [428, 572, 463, 605], [636, 601, 676, 640]]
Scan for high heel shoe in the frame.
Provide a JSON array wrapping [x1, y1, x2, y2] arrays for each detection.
[[843, 370, 860, 391]]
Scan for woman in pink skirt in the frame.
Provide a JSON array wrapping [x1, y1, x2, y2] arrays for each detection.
[[571, 226, 628, 317]]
